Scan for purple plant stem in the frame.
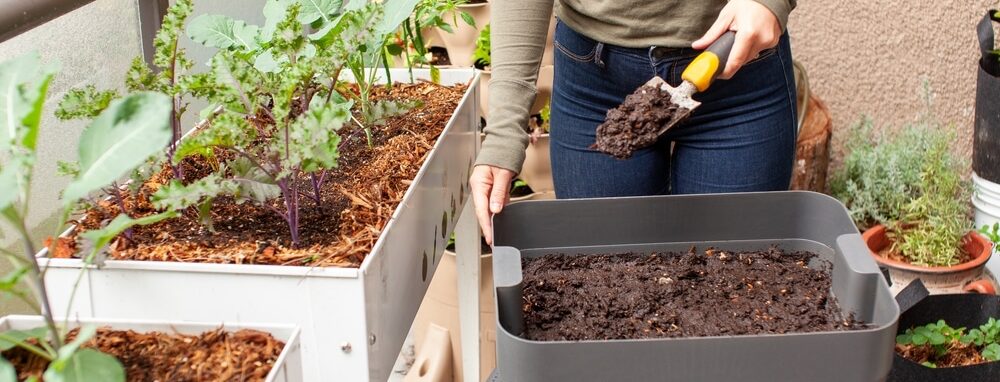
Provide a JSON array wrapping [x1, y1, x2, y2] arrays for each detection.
[[109, 182, 133, 240], [310, 171, 326, 205]]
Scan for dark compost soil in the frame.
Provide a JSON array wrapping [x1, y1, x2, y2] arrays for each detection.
[[66, 82, 467, 267], [5, 327, 284, 382], [591, 85, 689, 160], [520, 248, 867, 341], [896, 340, 987, 368]]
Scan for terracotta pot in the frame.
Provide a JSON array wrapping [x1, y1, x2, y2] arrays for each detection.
[[540, 15, 556, 67], [862, 224, 997, 295], [439, 3, 491, 67], [520, 134, 553, 193], [530, 65, 553, 115], [410, 250, 495, 382], [478, 69, 490, 119], [479, 65, 551, 119]]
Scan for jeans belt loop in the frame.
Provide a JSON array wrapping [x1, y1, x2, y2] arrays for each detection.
[[594, 42, 606, 69]]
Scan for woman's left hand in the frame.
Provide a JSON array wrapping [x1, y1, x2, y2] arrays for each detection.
[[692, 0, 782, 80]]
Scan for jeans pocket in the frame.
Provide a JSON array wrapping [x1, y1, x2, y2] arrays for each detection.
[[553, 21, 598, 63], [743, 46, 778, 67]]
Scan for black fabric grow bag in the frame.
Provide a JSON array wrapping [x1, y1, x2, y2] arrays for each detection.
[[888, 280, 1000, 381], [975, 10, 1000, 183]]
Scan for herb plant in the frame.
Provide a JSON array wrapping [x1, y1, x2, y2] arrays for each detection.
[[390, 0, 474, 81], [830, 115, 970, 267], [0, 52, 175, 381], [897, 318, 1000, 368], [980, 223, 999, 255], [472, 23, 490, 68]]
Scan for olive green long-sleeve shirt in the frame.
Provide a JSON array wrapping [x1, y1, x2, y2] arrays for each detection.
[[476, 0, 796, 173]]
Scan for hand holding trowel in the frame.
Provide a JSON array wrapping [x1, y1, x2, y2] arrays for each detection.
[[592, 31, 736, 159]]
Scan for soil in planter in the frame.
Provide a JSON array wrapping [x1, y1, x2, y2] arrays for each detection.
[[5, 327, 284, 381], [591, 85, 687, 160], [895, 341, 987, 368], [521, 247, 867, 341], [69, 82, 467, 267]]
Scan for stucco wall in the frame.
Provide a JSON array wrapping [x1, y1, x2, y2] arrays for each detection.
[[787, 1, 993, 169]]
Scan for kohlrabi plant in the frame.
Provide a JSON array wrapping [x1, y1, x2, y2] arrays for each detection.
[[152, 0, 421, 247], [0, 52, 175, 381]]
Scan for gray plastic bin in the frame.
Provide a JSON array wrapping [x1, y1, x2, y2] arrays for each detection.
[[491, 191, 899, 382]]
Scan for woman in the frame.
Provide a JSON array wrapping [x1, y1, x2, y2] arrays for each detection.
[[471, 0, 797, 243]]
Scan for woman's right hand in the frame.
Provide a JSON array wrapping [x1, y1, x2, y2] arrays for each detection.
[[470, 164, 516, 245]]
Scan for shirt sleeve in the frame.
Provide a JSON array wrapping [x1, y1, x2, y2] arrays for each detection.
[[474, 0, 555, 173], [750, 0, 796, 31]]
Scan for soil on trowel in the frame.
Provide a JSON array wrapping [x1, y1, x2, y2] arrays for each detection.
[[591, 85, 687, 160], [521, 247, 867, 341], [5, 327, 285, 381]]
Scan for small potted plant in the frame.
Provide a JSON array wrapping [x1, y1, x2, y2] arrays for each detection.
[[0, 52, 301, 381], [832, 118, 995, 295], [436, 0, 488, 67]]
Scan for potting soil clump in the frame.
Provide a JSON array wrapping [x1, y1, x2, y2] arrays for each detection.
[[591, 85, 688, 160], [521, 248, 867, 341]]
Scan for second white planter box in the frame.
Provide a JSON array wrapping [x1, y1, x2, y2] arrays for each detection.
[[0, 315, 302, 382], [37, 68, 481, 382]]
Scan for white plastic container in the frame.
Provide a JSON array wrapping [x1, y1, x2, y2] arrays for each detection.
[[974, 172, 1000, 230], [36, 68, 481, 382], [0, 315, 302, 382]]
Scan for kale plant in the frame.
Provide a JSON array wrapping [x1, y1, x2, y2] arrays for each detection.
[[153, 0, 422, 247], [0, 52, 176, 381]]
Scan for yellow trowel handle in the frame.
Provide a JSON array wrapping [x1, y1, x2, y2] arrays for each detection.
[[681, 30, 736, 92]]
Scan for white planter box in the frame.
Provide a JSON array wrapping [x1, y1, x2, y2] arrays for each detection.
[[37, 68, 481, 382], [0, 315, 302, 382]]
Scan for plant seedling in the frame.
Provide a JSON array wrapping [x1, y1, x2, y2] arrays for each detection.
[[0, 52, 175, 381], [897, 318, 1000, 367]]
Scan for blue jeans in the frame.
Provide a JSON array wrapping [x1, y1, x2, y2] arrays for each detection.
[[550, 20, 797, 198]]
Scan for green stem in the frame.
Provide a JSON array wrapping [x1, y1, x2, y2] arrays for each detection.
[[0, 333, 54, 361], [8, 212, 62, 349]]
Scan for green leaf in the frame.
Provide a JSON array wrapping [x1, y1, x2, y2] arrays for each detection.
[[364, 99, 419, 126], [62, 92, 173, 204], [0, 162, 21, 212], [460, 11, 475, 27], [55, 85, 119, 121], [173, 112, 254, 162], [56, 160, 80, 178], [921, 361, 937, 368], [0, 52, 55, 152], [262, 0, 290, 40], [896, 333, 912, 345], [912, 333, 928, 345], [44, 348, 124, 382], [0, 327, 49, 351], [253, 50, 284, 73], [278, 101, 349, 173], [983, 343, 1000, 361], [151, 173, 237, 211], [0, 266, 28, 292], [0, 356, 15, 382], [928, 332, 947, 345], [296, 0, 343, 25], [79, 211, 177, 260], [430, 65, 440, 85], [230, 158, 280, 203], [187, 14, 261, 51], [378, 0, 421, 35]]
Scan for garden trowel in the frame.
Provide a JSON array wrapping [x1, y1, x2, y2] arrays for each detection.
[[644, 30, 736, 136], [593, 31, 736, 159]]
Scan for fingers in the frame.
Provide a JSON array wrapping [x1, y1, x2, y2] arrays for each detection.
[[692, 10, 733, 50], [719, 30, 754, 79], [470, 165, 495, 245], [489, 169, 515, 214]]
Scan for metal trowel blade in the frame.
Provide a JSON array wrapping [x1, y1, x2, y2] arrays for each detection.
[[643, 76, 701, 137]]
